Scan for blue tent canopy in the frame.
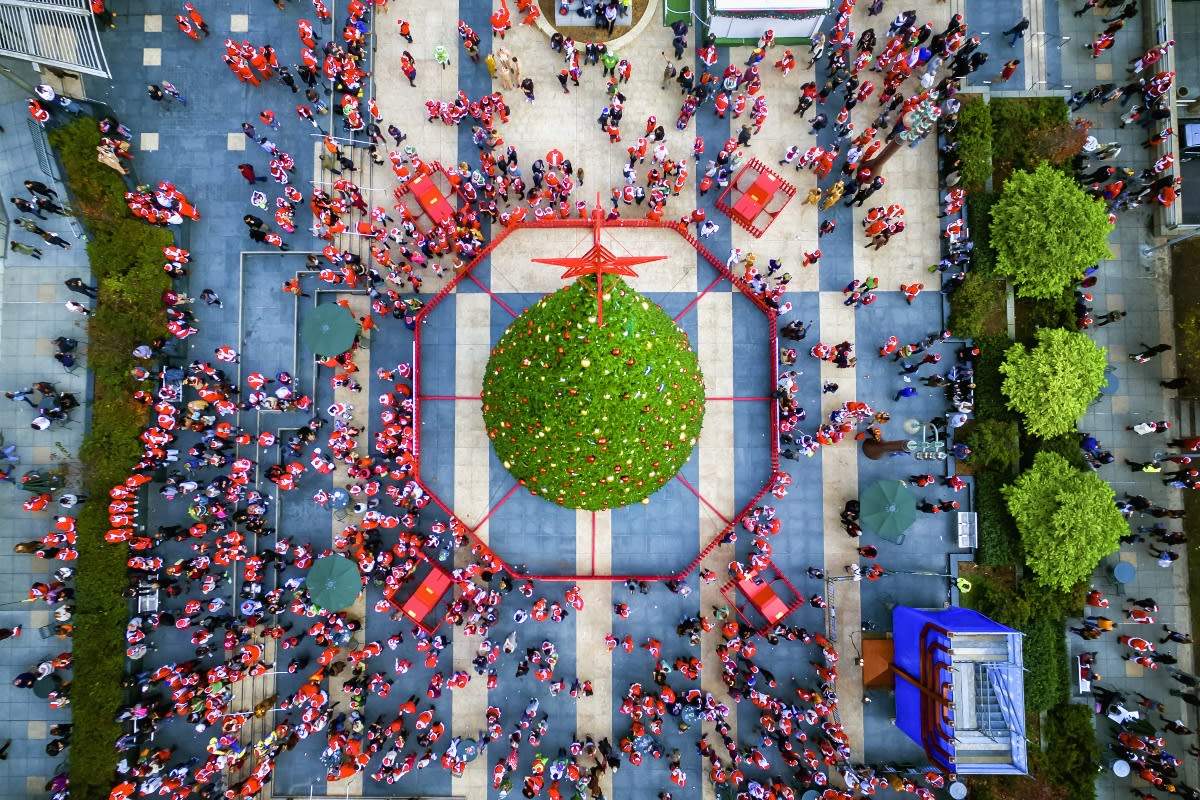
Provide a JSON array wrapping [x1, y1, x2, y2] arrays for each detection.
[[892, 606, 1028, 775]]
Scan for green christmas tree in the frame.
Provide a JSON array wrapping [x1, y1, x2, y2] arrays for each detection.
[[481, 277, 706, 511]]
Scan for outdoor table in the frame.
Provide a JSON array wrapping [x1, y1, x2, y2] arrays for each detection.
[[328, 489, 350, 510], [1112, 561, 1136, 585], [1100, 371, 1120, 395], [948, 782, 968, 799], [1110, 759, 1131, 778]]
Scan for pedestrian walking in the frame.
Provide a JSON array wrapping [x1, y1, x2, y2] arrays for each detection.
[[198, 289, 222, 307], [1003, 17, 1030, 46], [1149, 545, 1179, 567], [10, 241, 42, 259], [0, 627, 20, 641], [64, 277, 97, 298], [1127, 420, 1170, 435], [1162, 626, 1193, 644], [64, 300, 91, 317], [160, 80, 187, 105], [1169, 689, 1200, 706], [238, 163, 267, 184], [994, 59, 1020, 83], [5, 389, 36, 407], [1103, 1, 1138, 23], [1160, 716, 1192, 735], [24, 180, 56, 200], [11, 196, 44, 219], [1131, 342, 1172, 362]]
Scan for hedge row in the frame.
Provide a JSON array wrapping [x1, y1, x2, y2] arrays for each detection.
[[1042, 703, 1101, 800], [48, 117, 173, 800], [950, 96, 1097, 800], [947, 272, 1005, 341], [955, 95, 993, 194]]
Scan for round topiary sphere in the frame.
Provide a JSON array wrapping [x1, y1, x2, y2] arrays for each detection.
[[481, 277, 706, 511]]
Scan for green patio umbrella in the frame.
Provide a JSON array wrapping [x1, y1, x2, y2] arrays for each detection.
[[306, 555, 361, 610], [859, 479, 917, 540], [33, 674, 62, 699], [301, 303, 359, 359]]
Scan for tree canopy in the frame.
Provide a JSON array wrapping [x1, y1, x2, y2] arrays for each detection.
[[482, 277, 705, 511], [1000, 328, 1107, 438], [1002, 451, 1124, 591], [990, 162, 1113, 299]]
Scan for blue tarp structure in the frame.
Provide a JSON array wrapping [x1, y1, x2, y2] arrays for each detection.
[[892, 606, 1028, 775]]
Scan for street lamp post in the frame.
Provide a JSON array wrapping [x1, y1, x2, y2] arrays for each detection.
[[1141, 228, 1200, 257]]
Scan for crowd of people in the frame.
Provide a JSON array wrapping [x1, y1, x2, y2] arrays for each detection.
[[2, 0, 1191, 796], [1074, 588, 1200, 799]]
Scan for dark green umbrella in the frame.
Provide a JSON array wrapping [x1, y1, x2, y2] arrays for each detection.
[[33, 674, 62, 699], [301, 303, 359, 359], [306, 555, 361, 610], [859, 479, 917, 540]]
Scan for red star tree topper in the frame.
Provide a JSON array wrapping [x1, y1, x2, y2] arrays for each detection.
[[531, 197, 666, 325]]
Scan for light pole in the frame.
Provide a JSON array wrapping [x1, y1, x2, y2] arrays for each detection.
[[1141, 228, 1200, 257]]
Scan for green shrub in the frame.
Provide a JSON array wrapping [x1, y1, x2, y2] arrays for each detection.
[[1042, 703, 1100, 800], [972, 335, 1014, 422], [956, 95, 993, 194], [1029, 431, 1088, 472], [966, 191, 997, 277], [49, 117, 173, 800], [1004, 451, 1125, 591], [963, 419, 1019, 474], [991, 97, 1070, 180], [990, 163, 1113, 302], [948, 272, 1005, 340], [974, 472, 1022, 566], [1022, 611, 1069, 712], [1021, 289, 1077, 338]]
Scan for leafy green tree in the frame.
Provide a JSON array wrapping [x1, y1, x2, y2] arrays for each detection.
[[1002, 451, 1124, 591], [1000, 328, 1107, 438], [990, 162, 1112, 299]]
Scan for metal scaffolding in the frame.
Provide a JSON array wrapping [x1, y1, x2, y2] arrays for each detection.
[[0, 0, 109, 77]]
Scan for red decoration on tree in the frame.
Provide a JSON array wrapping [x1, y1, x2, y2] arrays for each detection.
[[531, 196, 666, 325]]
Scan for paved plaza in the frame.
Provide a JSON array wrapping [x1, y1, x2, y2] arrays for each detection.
[[0, 0, 1194, 799]]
